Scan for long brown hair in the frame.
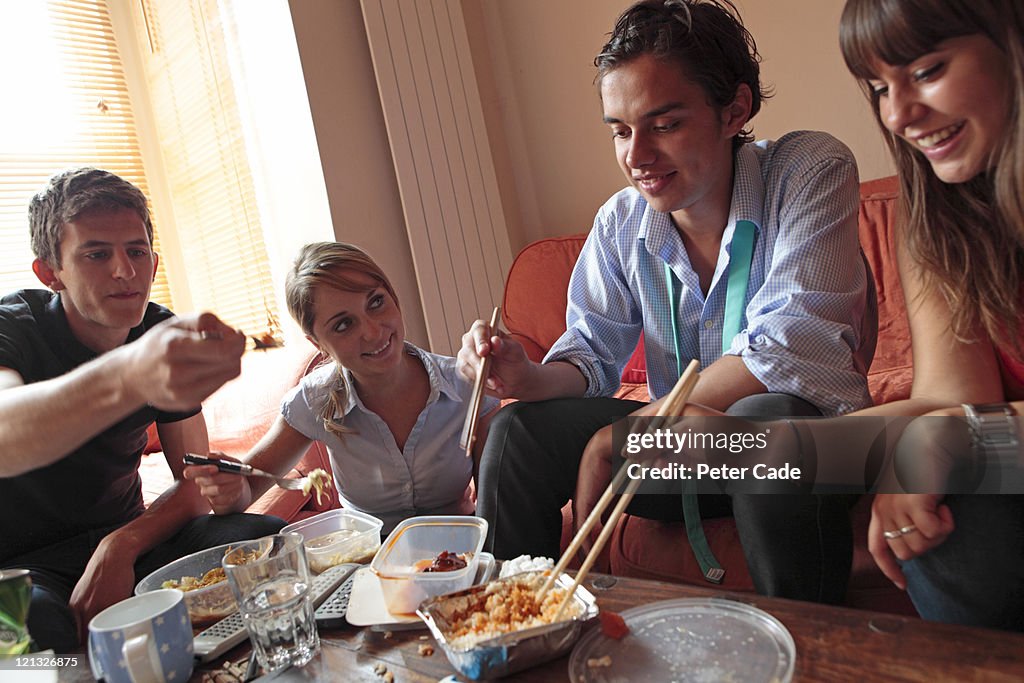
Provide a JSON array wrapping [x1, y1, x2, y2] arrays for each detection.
[[840, 0, 1024, 353], [285, 242, 399, 436]]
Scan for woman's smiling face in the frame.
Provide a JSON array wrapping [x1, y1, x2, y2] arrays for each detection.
[[307, 270, 405, 381], [868, 34, 1011, 184]]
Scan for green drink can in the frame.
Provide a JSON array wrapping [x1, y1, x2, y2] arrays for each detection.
[[0, 569, 32, 656]]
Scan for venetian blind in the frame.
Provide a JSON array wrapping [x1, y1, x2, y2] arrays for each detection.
[[128, 0, 280, 341], [0, 0, 172, 307]]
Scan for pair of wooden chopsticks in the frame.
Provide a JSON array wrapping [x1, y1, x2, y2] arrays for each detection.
[[541, 359, 701, 617], [459, 306, 501, 458]]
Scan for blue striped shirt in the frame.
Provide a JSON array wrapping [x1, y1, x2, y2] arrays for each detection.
[[545, 131, 872, 416]]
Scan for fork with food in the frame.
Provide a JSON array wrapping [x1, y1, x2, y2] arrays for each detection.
[[183, 453, 332, 503]]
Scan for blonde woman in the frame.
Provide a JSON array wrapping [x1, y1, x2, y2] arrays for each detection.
[[186, 242, 496, 533]]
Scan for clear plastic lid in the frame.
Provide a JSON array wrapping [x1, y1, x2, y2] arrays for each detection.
[[569, 598, 795, 682]]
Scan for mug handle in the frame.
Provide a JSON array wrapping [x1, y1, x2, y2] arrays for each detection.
[[123, 633, 161, 683]]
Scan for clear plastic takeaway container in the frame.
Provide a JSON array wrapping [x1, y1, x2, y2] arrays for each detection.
[[281, 509, 383, 574], [134, 542, 238, 625], [370, 516, 487, 614]]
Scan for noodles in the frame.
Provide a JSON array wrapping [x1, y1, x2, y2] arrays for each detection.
[[302, 468, 332, 505], [160, 547, 261, 592], [161, 566, 226, 592]]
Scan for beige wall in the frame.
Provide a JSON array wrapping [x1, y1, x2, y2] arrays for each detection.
[[738, 0, 892, 181], [468, 0, 894, 251]]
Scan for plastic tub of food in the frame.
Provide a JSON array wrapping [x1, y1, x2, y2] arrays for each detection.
[[370, 516, 487, 614], [417, 570, 598, 680], [282, 509, 383, 574], [134, 542, 238, 626]]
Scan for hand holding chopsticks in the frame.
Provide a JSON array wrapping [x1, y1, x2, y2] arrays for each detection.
[[459, 306, 501, 458], [540, 359, 701, 615]]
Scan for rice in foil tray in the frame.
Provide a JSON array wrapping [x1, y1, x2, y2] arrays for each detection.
[[434, 572, 584, 649]]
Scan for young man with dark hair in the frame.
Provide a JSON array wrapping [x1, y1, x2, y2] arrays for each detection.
[[0, 167, 283, 651], [460, 0, 875, 604]]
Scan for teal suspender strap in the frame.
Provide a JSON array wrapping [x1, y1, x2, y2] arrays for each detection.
[[664, 261, 684, 378], [663, 219, 756, 584], [722, 220, 756, 353]]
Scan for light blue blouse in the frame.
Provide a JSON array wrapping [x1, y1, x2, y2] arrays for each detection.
[[281, 343, 498, 533]]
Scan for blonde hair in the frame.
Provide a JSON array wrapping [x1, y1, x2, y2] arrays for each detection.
[[285, 242, 399, 436], [840, 0, 1024, 355]]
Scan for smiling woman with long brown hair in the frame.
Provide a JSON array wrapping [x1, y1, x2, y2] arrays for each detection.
[[839, 0, 1024, 631]]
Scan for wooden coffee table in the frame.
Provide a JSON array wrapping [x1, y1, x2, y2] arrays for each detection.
[[57, 573, 1024, 681], [219, 573, 1024, 682]]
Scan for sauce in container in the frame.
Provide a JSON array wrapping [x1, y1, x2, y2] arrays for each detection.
[[415, 550, 469, 573]]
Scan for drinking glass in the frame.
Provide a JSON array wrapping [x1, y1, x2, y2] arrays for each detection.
[[222, 533, 320, 672]]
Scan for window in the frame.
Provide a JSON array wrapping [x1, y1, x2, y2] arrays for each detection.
[[0, 0, 172, 306], [0, 0, 283, 345], [125, 0, 281, 343]]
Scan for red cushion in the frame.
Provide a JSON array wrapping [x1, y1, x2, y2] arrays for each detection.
[[610, 514, 755, 591], [502, 235, 587, 362], [143, 423, 161, 454], [857, 176, 913, 405], [502, 234, 647, 386]]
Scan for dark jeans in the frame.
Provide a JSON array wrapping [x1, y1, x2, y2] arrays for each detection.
[[2, 513, 284, 652], [902, 494, 1024, 632], [476, 393, 855, 604]]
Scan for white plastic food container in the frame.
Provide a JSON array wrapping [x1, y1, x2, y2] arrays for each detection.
[[370, 516, 487, 614], [281, 508, 383, 573]]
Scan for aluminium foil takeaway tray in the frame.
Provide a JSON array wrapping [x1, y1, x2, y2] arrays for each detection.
[[416, 570, 598, 680]]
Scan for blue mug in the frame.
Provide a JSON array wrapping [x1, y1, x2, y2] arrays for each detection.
[[88, 588, 194, 683]]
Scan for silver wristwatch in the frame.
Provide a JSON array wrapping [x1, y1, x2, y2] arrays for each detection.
[[962, 402, 1019, 465]]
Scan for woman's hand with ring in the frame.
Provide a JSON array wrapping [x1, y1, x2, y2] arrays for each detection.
[[868, 493, 955, 589]]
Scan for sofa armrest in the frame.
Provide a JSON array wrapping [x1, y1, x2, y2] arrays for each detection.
[[246, 479, 309, 520], [245, 440, 339, 521], [503, 235, 649, 391], [507, 332, 547, 364]]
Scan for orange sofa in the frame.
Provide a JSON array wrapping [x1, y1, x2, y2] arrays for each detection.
[[500, 175, 917, 615]]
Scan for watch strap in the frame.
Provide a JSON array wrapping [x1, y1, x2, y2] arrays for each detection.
[[962, 402, 1019, 459]]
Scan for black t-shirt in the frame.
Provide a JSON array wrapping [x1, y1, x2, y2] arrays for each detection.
[[0, 289, 199, 562]]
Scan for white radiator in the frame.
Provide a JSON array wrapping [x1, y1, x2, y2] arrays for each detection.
[[360, 0, 512, 355]]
